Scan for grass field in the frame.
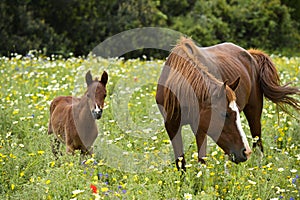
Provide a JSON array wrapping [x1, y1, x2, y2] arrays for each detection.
[[0, 53, 299, 199]]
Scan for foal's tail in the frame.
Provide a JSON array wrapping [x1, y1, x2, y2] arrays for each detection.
[[249, 49, 300, 111]]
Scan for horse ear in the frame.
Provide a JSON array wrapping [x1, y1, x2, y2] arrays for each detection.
[[218, 80, 227, 98], [100, 71, 108, 86], [228, 77, 240, 91], [86, 70, 93, 86]]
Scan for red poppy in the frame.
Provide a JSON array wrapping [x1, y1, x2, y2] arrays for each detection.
[[90, 184, 98, 194]]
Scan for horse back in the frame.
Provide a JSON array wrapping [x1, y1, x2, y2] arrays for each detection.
[[198, 43, 259, 109]]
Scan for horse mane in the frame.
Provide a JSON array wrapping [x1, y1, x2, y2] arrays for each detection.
[[163, 37, 236, 118]]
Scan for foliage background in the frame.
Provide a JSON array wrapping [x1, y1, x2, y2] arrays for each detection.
[[0, 0, 300, 57]]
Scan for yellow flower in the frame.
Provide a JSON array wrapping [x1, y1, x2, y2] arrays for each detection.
[[133, 175, 139, 182], [101, 187, 109, 192], [11, 184, 15, 190], [45, 180, 51, 184], [37, 150, 44, 155], [20, 171, 25, 177], [50, 161, 55, 167], [9, 153, 16, 159], [12, 109, 19, 115]]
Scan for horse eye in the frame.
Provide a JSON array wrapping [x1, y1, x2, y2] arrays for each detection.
[[104, 94, 107, 98]]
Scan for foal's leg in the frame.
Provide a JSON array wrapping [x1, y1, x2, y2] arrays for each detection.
[[51, 137, 62, 158]]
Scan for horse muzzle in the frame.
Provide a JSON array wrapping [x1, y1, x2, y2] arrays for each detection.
[[92, 108, 103, 120], [229, 148, 248, 164]]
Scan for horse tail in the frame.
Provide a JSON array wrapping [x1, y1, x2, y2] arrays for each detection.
[[249, 49, 300, 111]]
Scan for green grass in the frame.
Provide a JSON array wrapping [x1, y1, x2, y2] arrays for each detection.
[[0, 54, 299, 199]]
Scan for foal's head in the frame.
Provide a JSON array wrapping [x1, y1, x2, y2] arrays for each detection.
[[200, 77, 252, 163], [85, 71, 108, 120]]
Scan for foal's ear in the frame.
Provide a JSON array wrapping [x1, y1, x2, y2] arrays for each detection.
[[86, 70, 93, 86], [100, 71, 108, 86], [228, 77, 240, 91]]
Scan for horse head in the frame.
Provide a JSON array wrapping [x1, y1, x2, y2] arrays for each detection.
[[200, 77, 252, 163], [85, 70, 108, 120]]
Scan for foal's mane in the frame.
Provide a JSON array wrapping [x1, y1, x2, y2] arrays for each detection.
[[163, 37, 236, 117]]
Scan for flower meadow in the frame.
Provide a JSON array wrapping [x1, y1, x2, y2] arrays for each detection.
[[0, 53, 299, 199]]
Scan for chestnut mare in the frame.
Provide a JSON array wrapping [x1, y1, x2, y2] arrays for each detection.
[[156, 37, 300, 170], [48, 71, 108, 157]]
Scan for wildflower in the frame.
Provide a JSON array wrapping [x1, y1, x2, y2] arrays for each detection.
[[248, 180, 257, 185], [12, 109, 19, 115], [133, 175, 138, 182], [90, 184, 98, 194], [290, 169, 297, 173], [9, 153, 16, 159], [93, 193, 101, 200], [101, 187, 109, 193], [184, 193, 193, 200], [72, 189, 85, 197], [196, 171, 203, 177], [37, 150, 44, 155], [211, 151, 218, 156], [50, 161, 55, 167], [192, 152, 198, 160], [45, 180, 51, 184], [278, 168, 284, 172], [11, 184, 15, 190]]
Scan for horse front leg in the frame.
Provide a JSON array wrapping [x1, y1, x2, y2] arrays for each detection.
[[244, 105, 264, 154], [190, 123, 207, 164], [165, 117, 185, 171]]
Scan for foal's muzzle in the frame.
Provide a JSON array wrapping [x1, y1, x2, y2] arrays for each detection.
[[92, 108, 103, 120]]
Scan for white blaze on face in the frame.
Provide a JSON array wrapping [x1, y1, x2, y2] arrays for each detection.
[[229, 101, 252, 159], [94, 104, 101, 113]]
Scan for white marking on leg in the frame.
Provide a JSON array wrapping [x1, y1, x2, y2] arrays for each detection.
[[229, 101, 252, 159]]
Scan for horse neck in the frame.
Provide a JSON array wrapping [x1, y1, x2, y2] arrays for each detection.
[[165, 50, 222, 104], [72, 94, 94, 123]]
